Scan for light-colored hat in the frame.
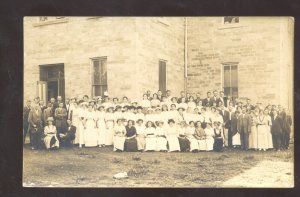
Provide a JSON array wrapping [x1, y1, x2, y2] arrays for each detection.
[[47, 117, 54, 122]]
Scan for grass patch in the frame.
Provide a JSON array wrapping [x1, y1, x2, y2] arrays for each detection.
[[243, 155, 255, 160], [132, 155, 141, 161], [150, 159, 161, 164], [112, 157, 123, 163], [128, 164, 149, 178]]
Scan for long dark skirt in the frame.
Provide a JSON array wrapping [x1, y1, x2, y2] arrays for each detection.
[[124, 138, 138, 152], [213, 137, 223, 152], [178, 137, 190, 152]]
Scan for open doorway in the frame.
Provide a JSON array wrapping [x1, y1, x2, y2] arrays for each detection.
[[39, 63, 65, 103]]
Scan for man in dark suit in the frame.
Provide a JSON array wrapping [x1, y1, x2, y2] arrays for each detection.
[[212, 90, 219, 105], [65, 98, 71, 118], [58, 119, 76, 147], [203, 91, 213, 107], [219, 91, 228, 107], [219, 104, 231, 147], [281, 109, 292, 150], [23, 100, 31, 144], [195, 92, 202, 105], [237, 107, 251, 150], [28, 104, 43, 149], [271, 110, 283, 151]]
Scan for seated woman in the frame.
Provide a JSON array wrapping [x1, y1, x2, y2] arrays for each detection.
[[144, 121, 157, 151], [135, 119, 146, 151], [166, 119, 181, 152], [155, 121, 168, 152], [43, 117, 59, 150], [185, 121, 199, 152], [177, 121, 190, 152], [124, 120, 138, 152], [213, 121, 224, 152], [204, 122, 215, 151], [113, 119, 126, 151], [194, 121, 207, 151]]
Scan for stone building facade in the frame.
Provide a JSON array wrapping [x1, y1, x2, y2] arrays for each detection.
[[24, 17, 293, 111]]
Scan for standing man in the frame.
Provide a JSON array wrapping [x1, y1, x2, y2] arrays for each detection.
[[166, 90, 172, 102], [49, 97, 56, 117], [271, 110, 283, 151], [219, 104, 230, 147], [195, 93, 202, 105], [28, 104, 43, 149], [281, 108, 292, 150], [157, 90, 163, 101], [179, 91, 186, 102], [23, 100, 31, 144], [65, 98, 71, 118], [219, 91, 228, 107], [226, 106, 234, 147], [237, 107, 251, 150], [55, 102, 68, 137], [203, 91, 213, 107], [212, 90, 219, 105]]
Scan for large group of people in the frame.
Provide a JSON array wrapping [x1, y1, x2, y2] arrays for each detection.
[[23, 89, 293, 153]]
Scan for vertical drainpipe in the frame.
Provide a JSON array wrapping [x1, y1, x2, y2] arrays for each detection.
[[184, 17, 188, 96]]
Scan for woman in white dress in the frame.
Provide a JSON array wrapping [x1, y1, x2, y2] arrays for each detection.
[[151, 93, 161, 108], [43, 117, 59, 149], [83, 102, 98, 147], [257, 110, 269, 151], [105, 107, 115, 146], [135, 106, 145, 124], [178, 97, 188, 111], [203, 122, 215, 151], [155, 121, 168, 151], [185, 121, 199, 152], [113, 119, 126, 151], [135, 119, 146, 151], [144, 121, 157, 151], [264, 109, 273, 149], [166, 119, 181, 152], [140, 94, 151, 113], [187, 96, 196, 110], [96, 105, 107, 147], [256, 110, 269, 151], [194, 121, 207, 151], [78, 102, 87, 148], [161, 104, 169, 125]]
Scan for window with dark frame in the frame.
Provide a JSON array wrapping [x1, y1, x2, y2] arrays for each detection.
[[92, 57, 107, 97], [224, 16, 239, 24], [223, 63, 238, 100]]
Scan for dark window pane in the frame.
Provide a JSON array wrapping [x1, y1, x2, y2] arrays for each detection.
[[93, 60, 100, 84], [94, 85, 101, 96], [232, 87, 238, 98], [100, 59, 107, 85], [159, 60, 167, 94], [224, 66, 230, 87], [224, 87, 231, 97], [231, 66, 238, 87]]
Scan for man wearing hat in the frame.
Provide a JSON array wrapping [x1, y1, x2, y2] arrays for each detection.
[[28, 104, 43, 149]]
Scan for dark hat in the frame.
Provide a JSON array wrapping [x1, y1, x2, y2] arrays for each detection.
[[115, 105, 122, 109], [136, 106, 143, 110], [168, 119, 175, 124]]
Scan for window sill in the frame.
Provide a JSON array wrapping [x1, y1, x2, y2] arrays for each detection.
[[218, 24, 246, 30], [33, 18, 69, 27]]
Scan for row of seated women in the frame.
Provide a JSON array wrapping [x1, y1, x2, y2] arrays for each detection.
[[111, 119, 223, 152]]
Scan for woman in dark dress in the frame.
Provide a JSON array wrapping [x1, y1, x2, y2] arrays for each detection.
[[177, 121, 190, 152], [213, 121, 224, 152], [124, 120, 138, 152]]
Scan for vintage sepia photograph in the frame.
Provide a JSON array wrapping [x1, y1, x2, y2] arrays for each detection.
[[23, 16, 294, 187]]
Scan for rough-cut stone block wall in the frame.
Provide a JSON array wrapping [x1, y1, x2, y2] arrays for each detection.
[[24, 17, 185, 101], [135, 17, 185, 98], [187, 17, 292, 109]]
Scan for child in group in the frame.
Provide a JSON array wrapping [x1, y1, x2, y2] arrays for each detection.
[[144, 121, 157, 151], [155, 121, 168, 152], [135, 119, 146, 151]]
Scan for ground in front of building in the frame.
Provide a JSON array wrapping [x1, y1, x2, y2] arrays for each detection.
[[23, 143, 293, 187]]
